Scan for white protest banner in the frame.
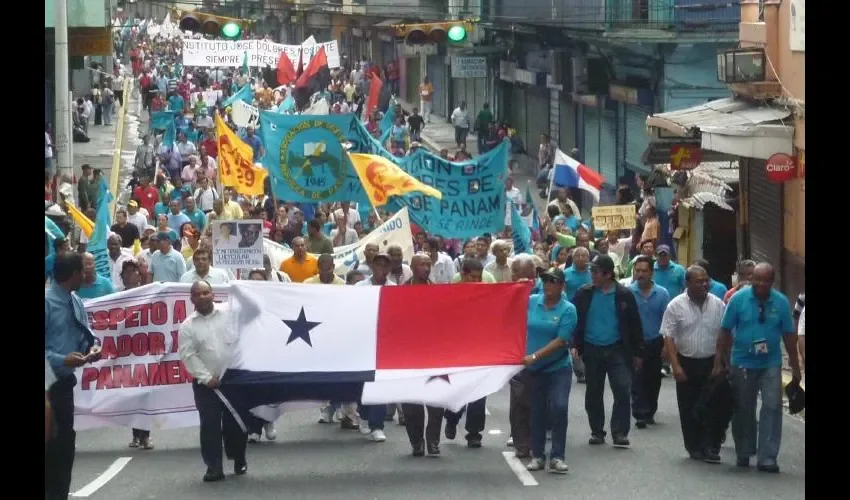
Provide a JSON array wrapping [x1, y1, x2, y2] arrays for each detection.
[[182, 39, 341, 69], [231, 100, 260, 129], [74, 283, 220, 430], [263, 208, 414, 275], [213, 220, 264, 269]]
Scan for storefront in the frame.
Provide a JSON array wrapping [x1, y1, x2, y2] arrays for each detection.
[[427, 54, 449, 119], [608, 83, 654, 177]]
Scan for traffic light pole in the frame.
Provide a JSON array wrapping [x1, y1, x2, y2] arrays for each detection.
[[54, 0, 74, 203]]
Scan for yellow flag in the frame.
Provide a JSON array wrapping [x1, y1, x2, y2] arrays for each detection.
[[132, 238, 142, 256], [66, 202, 94, 238], [215, 114, 268, 197], [348, 153, 442, 207]]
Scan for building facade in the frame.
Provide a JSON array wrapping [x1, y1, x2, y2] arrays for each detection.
[[645, 0, 804, 297]]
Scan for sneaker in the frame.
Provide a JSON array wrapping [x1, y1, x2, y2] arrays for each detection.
[[526, 458, 545, 471], [140, 438, 154, 450], [318, 406, 334, 424], [467, 436, 482, 449], [340, 416, 359, 430], [549, 458, 569, 474], [689, 451, 705, 461], [426, 441, 441, 457], [635, 420, 648, 429], [411, 442, 425, 457], [248, 433, 261, 443], [359, 422, 372, 435], [128, 438, 140, 448], [506, 436, 514, 447], [757, 463, 780, 473], [371, 429, 387, 442], [263, 423, 277, 441], [703, 450, 721, 464], [588, 434, 606, 445], [612, 436, 631, 449]]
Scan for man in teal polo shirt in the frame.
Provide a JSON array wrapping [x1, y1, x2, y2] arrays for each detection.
[[564, 247, 592, 301], [694, 258, 728, 299], [628, 255, 670, 429], [714, 263, 802, 473], [654, 245, 686, 298]]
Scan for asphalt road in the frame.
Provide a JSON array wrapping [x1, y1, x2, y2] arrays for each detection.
[[69, 378, 805, 500]]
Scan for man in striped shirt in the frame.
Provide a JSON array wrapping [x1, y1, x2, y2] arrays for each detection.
[[661, 265, 727, 463]]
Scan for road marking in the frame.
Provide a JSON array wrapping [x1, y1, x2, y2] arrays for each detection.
[[501, 451, 539, 486], [488, 429, 502, 435], [485, 406, 491, 416], [71, 457, 133, 497]]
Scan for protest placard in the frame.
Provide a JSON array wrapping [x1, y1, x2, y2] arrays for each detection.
[[591, 205, 637, 231], [231, 100, 260, 129], [212, 219, 264, 269]]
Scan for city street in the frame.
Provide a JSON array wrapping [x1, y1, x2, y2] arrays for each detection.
[[70, 379, 805, 499]]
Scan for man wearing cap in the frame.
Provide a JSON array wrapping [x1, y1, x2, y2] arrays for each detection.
[[127, 200, 149, 234], [355, 252, 396, 442], [654, 245, 686, 299], [572, 254, 644, 449]]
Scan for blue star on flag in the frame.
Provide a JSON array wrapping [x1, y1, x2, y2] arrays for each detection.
[[427, 374, 451, 384], [283, 307, 321, 347]]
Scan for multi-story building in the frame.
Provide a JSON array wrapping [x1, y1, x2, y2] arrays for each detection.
[[646, 0, 804, 297]]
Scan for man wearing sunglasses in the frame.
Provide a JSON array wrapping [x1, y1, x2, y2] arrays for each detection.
[[572, 254, 645, 449], [714, 263, 802, 473]]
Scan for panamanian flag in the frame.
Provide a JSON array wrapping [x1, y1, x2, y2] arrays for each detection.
[[218, 281, 529, 424], [552, 148, 605, 203]]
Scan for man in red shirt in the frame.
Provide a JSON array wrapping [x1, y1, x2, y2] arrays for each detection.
[[132, 175, 159, 220], [201, 130, 218, 159], [139, 72, 152, 111]]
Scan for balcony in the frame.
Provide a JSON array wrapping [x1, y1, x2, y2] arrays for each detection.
[[486, 0, 740, 33]]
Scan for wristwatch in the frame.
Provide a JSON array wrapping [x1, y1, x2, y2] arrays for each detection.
[[531, 353, 538, 361]]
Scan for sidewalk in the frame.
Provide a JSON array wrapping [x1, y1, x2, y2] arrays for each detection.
[[395, 99, 547, 212]]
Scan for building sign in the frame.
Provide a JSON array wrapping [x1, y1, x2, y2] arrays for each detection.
[[572, 93, 600, 107], [68, 28, 112, 57], [591, 205, 637, 231], [670, 144, 702, 170], [765, 153, 797, 183], [514, 69, 536, 85], [452, 56, 487, 78], [608, 84, 653, 107], [790, 0, 805, 52], [402, 43, 437, 57], [499, 60, 516, 82]]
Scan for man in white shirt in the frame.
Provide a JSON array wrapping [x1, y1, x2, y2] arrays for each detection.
[[450, 101, 470, 148], [331, 202, 361, 230], [661, 265, 727, 463], [424, 237, 455, 284], [127, 201, 149, 233], [503, 177, 522, 227], [180, 248, 231, 284], [178, 281, 247, 482], [107, 234, 135, 290]]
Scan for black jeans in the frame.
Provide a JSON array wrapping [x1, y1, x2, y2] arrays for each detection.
[[583, 343, 633, 438], [676, 355, 728, 454], [509, 371, 532, 455], [132, 428, 150, 440], [192, 381, 247, 473], [632, 336, 664, 421], [45, 375, 76, 500], [445, 397, 486, 440], [401, 404, 444, 445]]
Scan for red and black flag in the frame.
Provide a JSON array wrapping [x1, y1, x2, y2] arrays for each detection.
[[276, 50, 298, 87]]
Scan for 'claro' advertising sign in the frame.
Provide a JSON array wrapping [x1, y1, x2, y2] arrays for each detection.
[[765, 153, 797, 183]]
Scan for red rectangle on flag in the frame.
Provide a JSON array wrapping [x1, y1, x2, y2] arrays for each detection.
[[375, 283, 530, 369]]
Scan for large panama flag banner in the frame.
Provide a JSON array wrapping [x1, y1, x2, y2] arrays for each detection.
[[74, 281, 529, 430]]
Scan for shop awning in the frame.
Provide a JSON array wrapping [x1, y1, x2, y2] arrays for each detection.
[[646, 98, 794, 160]]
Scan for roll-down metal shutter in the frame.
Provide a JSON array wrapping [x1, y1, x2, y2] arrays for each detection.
[[601, 108, 618, 186], [511, 85, 527, 149], [559, 98, 576, 151], [427, 55, 448, 118], [625, 105, 652, 172], [583, 105, 601, 175], [745, 158, 783, 285], [405, 58, 421, 104], [525, 87, 550, 157]]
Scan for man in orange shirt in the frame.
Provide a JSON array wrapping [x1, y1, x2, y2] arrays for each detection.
[[419, 76, 434, 124], [280, 237, 318, 282]]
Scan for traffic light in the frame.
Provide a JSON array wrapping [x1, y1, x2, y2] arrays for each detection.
[[177, 11, 248, 39], [394, 22, 474, 45]]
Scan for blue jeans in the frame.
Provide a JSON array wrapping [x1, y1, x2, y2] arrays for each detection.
[[359, 404, 387, 431], [529, 368, 572, 460], [583, 343, 633, 438], [730, 366, 783, 465]]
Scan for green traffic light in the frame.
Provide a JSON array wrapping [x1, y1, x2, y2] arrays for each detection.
[[222, 22, 242, 40], [448, 25, 467, 43]]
